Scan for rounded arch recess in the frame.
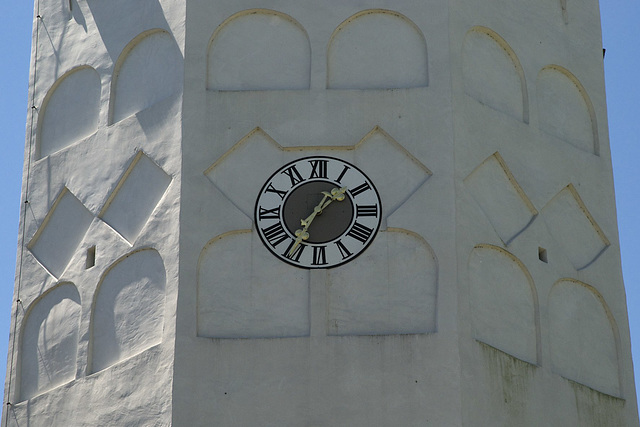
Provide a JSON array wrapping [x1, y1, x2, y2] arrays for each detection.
[[548, 278, 621, 396], [37, 66, 101, 159], [536, 65, 599, 155], [207, 9, 311, 91], [197, 230, 310, 339], [327, 9, 428, 89], [18, 282, 81, 401], [109, 29, 183, 125], [88, 248, 167, 374], [462, 26, 528, 123], [468, 244, 540, 364]]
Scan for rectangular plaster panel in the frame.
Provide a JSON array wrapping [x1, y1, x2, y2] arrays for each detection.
[[541, 185, 609, 270], [28, 189, 94, 278], [464, 153, 537, 244], [100, 152, 171, 243]]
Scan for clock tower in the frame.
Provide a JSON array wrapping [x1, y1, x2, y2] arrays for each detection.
[[3, 0, 638, 426]]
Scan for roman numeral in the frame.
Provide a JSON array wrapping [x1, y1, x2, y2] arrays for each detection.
[[335, 165, 350, 184], [356, 204, 378, 217], [264, 183, 287, 200], [261, 222, 288, 248], [258, 206, 280, 220], [283, 240, 306, 262], [334, 239, 353, 259], [308, 159, 328, 179], [347, 222, 374, 244], [281, 165, 304, 187], [350, 182, 371, 197], [312, 246, 328, 266]]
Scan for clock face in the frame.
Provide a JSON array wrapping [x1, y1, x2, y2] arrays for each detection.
[[255, 156, 382, 269]]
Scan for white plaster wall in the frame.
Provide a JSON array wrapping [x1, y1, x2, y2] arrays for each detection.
[[3, 0, 184, 425], [4, 0, 638, 425], [449, 0, 638, 423], [38, 66, 101, 158], [207, 10, 311, 91], [177, 0, 457, 425], [19, 283, 81, 401]]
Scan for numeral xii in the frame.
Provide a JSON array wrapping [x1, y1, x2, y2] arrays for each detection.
[[308, 159, 328, 179]]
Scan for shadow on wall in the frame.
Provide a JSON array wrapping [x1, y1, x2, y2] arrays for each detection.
[[36, 29, 183, 159], [37, 66, 101, 159], [85, 0, 172, 62], [108, 29, 183, 125]]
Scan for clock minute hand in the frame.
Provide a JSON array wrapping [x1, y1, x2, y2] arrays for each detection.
[[289, 193, 331, 256]]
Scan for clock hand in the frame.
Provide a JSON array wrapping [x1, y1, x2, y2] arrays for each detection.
[[319, 187, 347, 210], [289, 194, 330, 255], [288, 186, 348, 256]]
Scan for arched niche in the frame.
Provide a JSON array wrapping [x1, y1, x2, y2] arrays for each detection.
[[536, 65, 598, 154], [197, 230, 309, 339], [462, 27, 528, 123], [207, 9, 311, 90], [38, 66, 100, 159], [327, 9, 428, 89], [548, 279, 620, 396], [327, 229, 438, 336], [109, 29, 183, 124], [89, 248, 166, 373], [19, 282, 81, 401], [468, 245, 539, 364]]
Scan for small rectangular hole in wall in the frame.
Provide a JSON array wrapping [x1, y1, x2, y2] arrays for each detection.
[[538, 247, 548, 263], [86, 245, 96, 269]]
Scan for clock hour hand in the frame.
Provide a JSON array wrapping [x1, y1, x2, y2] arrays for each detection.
[[288, 186, 347, 256]]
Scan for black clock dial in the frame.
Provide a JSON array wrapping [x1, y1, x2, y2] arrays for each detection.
[[282, 181, 354, 244], [255, 156, 382, 269]]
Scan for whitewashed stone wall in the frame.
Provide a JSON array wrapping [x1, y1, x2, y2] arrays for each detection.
[[3, 0, 638, 426]]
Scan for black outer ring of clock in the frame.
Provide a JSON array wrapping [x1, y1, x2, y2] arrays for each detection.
[[254, 155, 382, 269]]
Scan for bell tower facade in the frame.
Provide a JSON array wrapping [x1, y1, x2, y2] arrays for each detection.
[[4, 0, 638, 426]]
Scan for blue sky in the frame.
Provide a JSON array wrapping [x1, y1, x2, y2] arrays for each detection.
[[1, 0, 638, 412]]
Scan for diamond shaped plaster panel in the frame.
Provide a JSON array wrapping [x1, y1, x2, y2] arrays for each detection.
[[205, 126, 431, 221], [541, 184, 609, 270], [99, 152, 171, 243], [28, 188, 94, 278], [464, 153, 537, 245]]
